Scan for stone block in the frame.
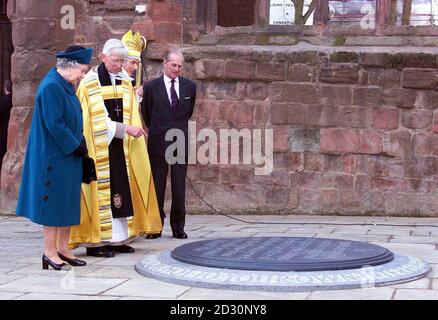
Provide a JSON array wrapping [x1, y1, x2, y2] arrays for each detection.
[[10, 81, 39, 109], [339, 107, 373, 128], [220, 167, 254, 185], [323, 154, 341, 172], [272, 127, 290, 153], [224, 61, 256, 80], [383, 130, 411, 157], [255, 170, 290, 187], [286, 152, 303, 172], [413, 133, 438, 155], [330, 51, 359, 63], [371, 177, 399, 191], [195, 59, 225, 80], [416, 91, 438, 110], [235, 82, 270, 101], [401, 68, 438, 89], [149, 0, 181, 22], [433, 111, 438, 133], [318, 189, 338, 210], [367, 69, 401, 88], [373, 108, 399, 129], [255, 62, 286, 81], [131, 18, 156, 42], [265, 186, 290, 209], [338, 190, 362, 209], [304, 153, 322, 171], [271, 103, 306, 125], [358, 130, 383, 154], [355, 175, 370, 192], [254, 100, 270, 124], [341, 154, 355, 173], [287, 64, 315, 82], [320, 128, 359, 154], [155, 22, 181, 44], [359, 52, 390, 67], [11, 51, 55, 82], [217, 100, 255, 124], [290, 127, 320, 152], [423, 156, 438, 177], [291, 172, 321, 189], [203, 81, 237, 100], [12, 19, 56, 51], [334, 174, 354, 189], [319, 64, 359, 84], [16, 0, 57, 18], [198, 166, 221, 183], [272, 83, 319, 104], [382, 88, 416, 109], [388, 53, 438, 68], [352, 86, 382, 107], [306, 104, 339, 127], [287, 51, 319, 65], [320, 85, 352, 106], [401, 178, 427, 193], [402, 111, 432, 130]]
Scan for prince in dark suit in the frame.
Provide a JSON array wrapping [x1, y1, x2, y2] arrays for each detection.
[[141, 49, 196, 239]]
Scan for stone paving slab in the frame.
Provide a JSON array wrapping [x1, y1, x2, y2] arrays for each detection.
[[178, 288, 311, 300], [239, 227, 291, 233], [102, 278, 190, 299], [196, 225, 246, 232], [391, 278, 430, 290], [0, 274, 127, 295], [15, 293, 119, 300], [8, 264, 104, 277], [390, 236, 438, 245], [367, 228, 412, 236], [201, 231, 258, 238], [254, 232, 317, 238], [307, 287, 395, 300], [81, 266, 146, 279], [0, 274, 25, 285], [1, 215, 438, 300], [393, 289, 438, 300], [0, 292, 24, 299], [285, 227, 334, 234], [316, 234, 391, 243]]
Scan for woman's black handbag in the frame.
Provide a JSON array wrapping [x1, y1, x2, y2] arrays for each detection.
[[82, 156, 97, 184]]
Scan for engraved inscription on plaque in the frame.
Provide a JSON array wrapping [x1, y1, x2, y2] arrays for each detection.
[[171, 237, 394, 271]]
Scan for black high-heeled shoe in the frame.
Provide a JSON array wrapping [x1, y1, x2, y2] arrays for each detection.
[[42, 254, 71, 271], [58, 252, 87, 267]]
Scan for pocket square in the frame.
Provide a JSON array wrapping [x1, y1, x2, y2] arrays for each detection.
[[184, 96, 191, 100]]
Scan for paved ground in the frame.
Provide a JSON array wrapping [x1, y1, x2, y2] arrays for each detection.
[[0, 213, 438, 300]]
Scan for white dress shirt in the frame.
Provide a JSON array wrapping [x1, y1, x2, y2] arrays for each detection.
[[163, 74, 180, 105]]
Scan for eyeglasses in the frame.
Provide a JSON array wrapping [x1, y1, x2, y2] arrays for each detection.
[[108, 57, 126, 65]]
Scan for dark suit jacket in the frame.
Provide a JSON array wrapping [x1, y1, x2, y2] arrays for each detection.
[[142, 76, 196, 158]]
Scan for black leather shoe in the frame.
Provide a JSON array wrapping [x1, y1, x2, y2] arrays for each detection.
[[58, 252, 87, 267], [106, 245, 135, 253], [145, 232, 161, 239], [86, 247, 115, 258], [172, 231, 188, 239], [42, 254, 71, 271]]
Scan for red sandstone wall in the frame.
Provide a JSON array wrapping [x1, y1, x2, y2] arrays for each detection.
[[2, 0, 438, 217]]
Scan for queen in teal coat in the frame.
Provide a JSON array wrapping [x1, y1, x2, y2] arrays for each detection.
[[16, 45, 93, 271]]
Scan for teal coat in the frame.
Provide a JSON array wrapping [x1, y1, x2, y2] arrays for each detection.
[[16, 68, 83, 226]]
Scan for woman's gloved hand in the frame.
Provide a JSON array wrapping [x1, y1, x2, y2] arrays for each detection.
[[73, 137, 88, 157]]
